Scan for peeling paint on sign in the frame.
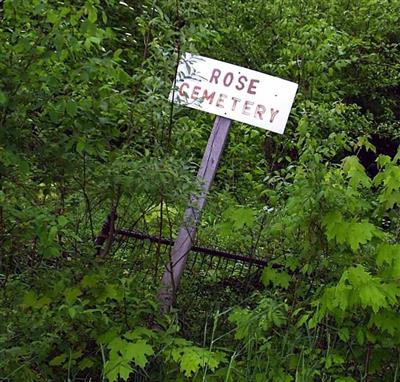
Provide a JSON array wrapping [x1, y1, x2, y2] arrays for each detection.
[[169, 53, 298, 134]]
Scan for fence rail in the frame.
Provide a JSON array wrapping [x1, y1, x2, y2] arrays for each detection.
[[115, 228, 270, 268]]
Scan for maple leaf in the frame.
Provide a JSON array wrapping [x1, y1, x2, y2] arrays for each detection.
[[376, 155, 392, 169], [222, 206, 255, 230], [97, 283, 122, 303], [124, 327, 156, 341], [323, 212, 381, 252], [104, 357, 132, 382], [108, 337, 128, 356], [359, 283, 388, 313], [173, 346, 222, 377], [343, 265, 397, 313], [333, 283, 352, 311], [81, 273, 99, 288], [374, 165, 400, 209], [369, 311, 400, 336], [384, 167, 400, 192], [346, 220, 378, 252], [228, 308, 252, 340], [383, 191, 400, 209], [104, 337, 154, 380], [376, 244, 400, 267], [124, 340, 154, 368], [322, 211, 344, 241], [342, 155, 371, 188], [262, 267, 291, 289], [180, 348, 203, 376]]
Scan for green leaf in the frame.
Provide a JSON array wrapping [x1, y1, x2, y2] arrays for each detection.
[[369, 311, 400, 336], [87, 5, 97, 23], [81, 273, 99, 288], [228, 308, 252, 339], [342, 155, 371, 188], [97, 283, 122, 302], [68, 306, 77, 319], [113, 49, 123, 61], [338, 327, 349, 342], [340, 266, 397, 313], [22, 291, 37, 308], [124, 340, 154, 368], [346, 220, 378, 252], [323, 212, 380, 252], [49, 353, 67, 366], [108, 337, 127, 355], [0, 90, 7, 105], [47, 10, 60, 24], [179, 348, 204, 377], [354, 136, 376, 153], [97, 328, 119, 345], [57, 215, 68, 227], [296, 313, 310, 328], [36, 296, 52, 308], [376, 155, 392, 169], [76, 138, 85, 154], [359, 283, 389, 313], [104, 357, 132, 382], [54, 33, 65, 51], [356, 327, 365, 345], [65, 287, 82, 304], [170, 346, 223, 377], [322, 211, 345, 242], [66, 100, 78, 117], [78, 357, 95, 370], [262, 266, 291, 289], [221, 206, 255, 230], [124, 327, 156, 341], [376, 244, 400, 267], [106, 337, 153, 376], [49, 225, 58, 241]]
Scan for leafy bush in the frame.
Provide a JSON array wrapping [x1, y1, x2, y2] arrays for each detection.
[[1, 0, 400, 381]]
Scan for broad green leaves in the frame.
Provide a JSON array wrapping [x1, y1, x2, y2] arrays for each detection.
[[0, 89, 7, 105], [1, 0, 400, 381], [102, 330, 225, 381], [376, 244, 400, 278], [374, 153, 400, 209], [322, 211, 381, 252], [342, 156, 371, 188], [104, 337, 154, 381], [376, 244, 400, 268], [66, 100, 78, 117], [216, 206, 255, 237], [262, 267, 291, 289], [320, 265, 400, 314], [104, 356, 133, 382], [167, 345, 225, 377], [229, 297, 287, 340]]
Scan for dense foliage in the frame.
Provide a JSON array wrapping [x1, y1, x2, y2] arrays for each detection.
[[1, 0, 399, 381]]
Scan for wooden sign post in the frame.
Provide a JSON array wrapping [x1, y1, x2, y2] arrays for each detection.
[[158, 53, 298, 313], [158, 116, 231, 313]]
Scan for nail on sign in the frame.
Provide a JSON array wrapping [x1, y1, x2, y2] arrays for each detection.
[[169, 53, 298, 134]]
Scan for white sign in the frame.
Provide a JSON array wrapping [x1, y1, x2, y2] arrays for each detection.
[[169, 53, 298, 134]]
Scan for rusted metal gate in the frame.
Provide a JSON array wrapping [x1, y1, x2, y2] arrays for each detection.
[[112, 228, 266, 287], [96, 212, 271, 318], [109, 226, 268, 337]]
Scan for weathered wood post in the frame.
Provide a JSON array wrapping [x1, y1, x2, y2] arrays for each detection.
[[157, 116, 232, 313]]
